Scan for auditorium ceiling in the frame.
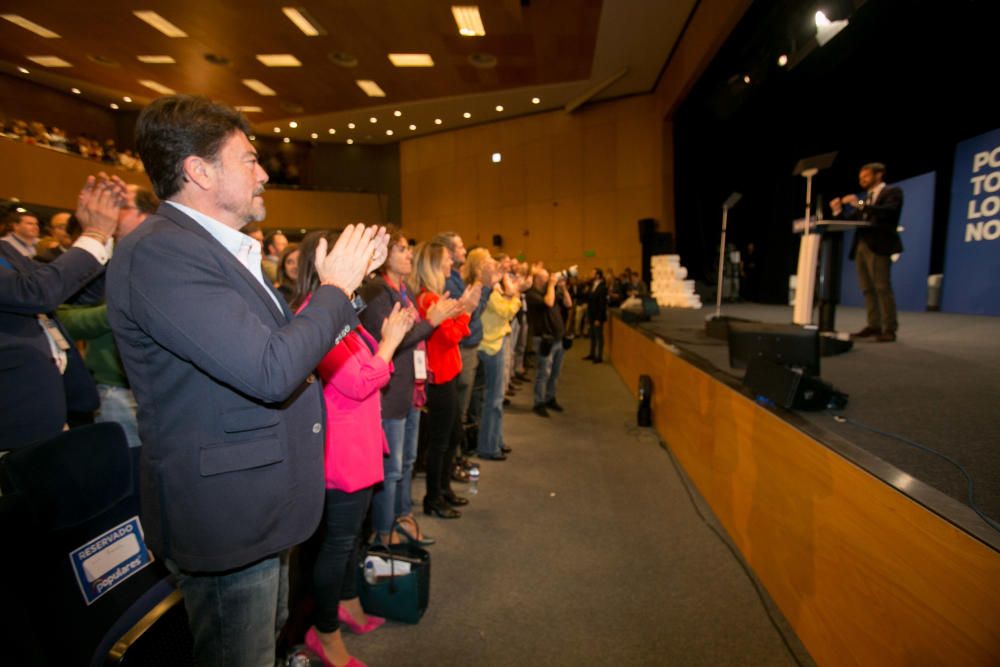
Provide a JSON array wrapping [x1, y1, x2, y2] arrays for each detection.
[[0, 0, 695, 144]]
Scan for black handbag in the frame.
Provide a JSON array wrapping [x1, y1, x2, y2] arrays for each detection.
[[357, 541, 431, 624]]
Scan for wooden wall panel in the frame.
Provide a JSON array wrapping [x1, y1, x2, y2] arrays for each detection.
[[608, 317, 1000, 667]]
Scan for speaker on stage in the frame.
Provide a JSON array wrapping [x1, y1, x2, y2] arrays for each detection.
[[727, 321, 820, 376], [743, 358, 847, 411]]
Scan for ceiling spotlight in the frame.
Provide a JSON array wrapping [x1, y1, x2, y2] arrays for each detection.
[[110, 103, 119, 110], [17, 66, 29, 74], [347, 138, 354, 145], [743, 74, 751, 84], [123, 95, 132, 102], [289, 121, 298, 128], [71, 87, 81, 94], [815, 10, 848, 46], [328, 128, 336, 134], [369, 116, 377, 123], [495, 105, 503, 112], [531, 97, 541, 104], [283, 137, 290, 143], [462, 112, 471, 119], [386, 129, 394, 136], [348, 122, 356, 129], [273, 127, 281, 133], [311, 132, 318, 139], [434, 118, 442, 125], [777, 54, 788, 67], [815, 10, 830, 28], [491, 152, 502, 163], [393, 110, 402, 117], [409, 124, 416, 131]]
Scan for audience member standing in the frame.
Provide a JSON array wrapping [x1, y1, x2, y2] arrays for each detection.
[[261, 230, 288, 284], [106, 95, 386, 667], [1, 210, 41, 258], [294, 230, 414, 667], [584, 268, 608, 363], [526, 267, 572, 417]]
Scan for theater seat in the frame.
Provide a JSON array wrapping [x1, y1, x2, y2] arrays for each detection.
[[0, 422, 194, 666]]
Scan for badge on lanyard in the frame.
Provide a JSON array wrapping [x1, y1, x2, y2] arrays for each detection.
[[413, 349, 428, 380]]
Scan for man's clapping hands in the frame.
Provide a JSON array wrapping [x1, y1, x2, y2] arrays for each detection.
[[315, 224, 388, 297]]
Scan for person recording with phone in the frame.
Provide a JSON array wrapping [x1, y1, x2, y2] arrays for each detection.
[[526, 266, 572, 417]]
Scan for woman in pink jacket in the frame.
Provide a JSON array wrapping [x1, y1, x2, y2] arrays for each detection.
[[292, 231, 414, 667]]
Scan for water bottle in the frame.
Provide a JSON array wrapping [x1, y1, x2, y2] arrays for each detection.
[[286, 649, 313, 667], [467, 465, 480, 495], [363, 558, 377, 585]]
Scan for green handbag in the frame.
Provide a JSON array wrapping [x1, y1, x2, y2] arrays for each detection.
[[357, 541, 431, 624]]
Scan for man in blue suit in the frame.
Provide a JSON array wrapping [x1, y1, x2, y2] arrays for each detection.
[[106, 96, 387, 667]]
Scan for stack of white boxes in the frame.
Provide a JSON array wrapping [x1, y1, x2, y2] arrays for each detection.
[[650, 254, 701, 309]]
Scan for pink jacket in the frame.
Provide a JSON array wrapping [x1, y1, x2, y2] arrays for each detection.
[[301, 295, 392, 492]]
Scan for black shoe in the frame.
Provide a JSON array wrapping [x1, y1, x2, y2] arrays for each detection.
[[876, 331, 897, 342], [500, 444, 512, 454], [478, 452, 508, 461], [532, 403, 550, 417], [546, 399, 564, 412], [443, 490, 470, 506], [503, 398, 511, 407], [423, 497, 461, 519]]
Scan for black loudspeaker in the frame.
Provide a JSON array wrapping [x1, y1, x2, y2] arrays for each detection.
[[742, 358, 847, 411], [727, 322, 820, 376], [492, 234, 503, 247], [638, 218, 656, 242], [637, 375, 653, 426]]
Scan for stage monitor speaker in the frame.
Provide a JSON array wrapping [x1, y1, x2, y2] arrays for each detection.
[[728, 321, 820, 376], [743, 358, 847, 411], [492, 234, 503, 247]]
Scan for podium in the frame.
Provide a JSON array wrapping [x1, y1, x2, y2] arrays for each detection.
[[792, 218, 870, 355]]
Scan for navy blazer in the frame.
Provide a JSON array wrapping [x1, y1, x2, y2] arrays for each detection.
[[840, 185, 905, 259], [0, 243, 103, 449], [106, 203, 359, 572]]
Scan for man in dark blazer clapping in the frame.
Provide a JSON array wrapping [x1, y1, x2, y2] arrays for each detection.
[[106, 96, 388, 667], [831, 162, 904, 342]]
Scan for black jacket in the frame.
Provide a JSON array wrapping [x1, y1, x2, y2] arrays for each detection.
[[841, 185, 904, 259]]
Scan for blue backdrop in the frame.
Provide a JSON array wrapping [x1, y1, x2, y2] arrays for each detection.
[[839, 171, 935, 311], [942, 128, 1000, 316]]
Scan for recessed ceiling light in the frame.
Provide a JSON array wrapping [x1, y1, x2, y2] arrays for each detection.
[[434, 118, 442, 125], [110, 103, 119, 110], [283, 137, 290, 144], [356, 80, 386, 97], [452, 5, 486, 37], [243, 79, 277, 96], [777, 54, 788, 67], [235, 106, 262, 113], [495, 105, 503, 112], [273, 127, 281, 133], [369, 117, 377, 123], [257, 54, 302, 67], [289, 121, 298, 128], [282, 7, 326, 36], [328, 128, 336, 134], [27, 56, 71, 68], [463, 112, 471, 119], [71, 87, 81, 94], [133, 11, 187, 38], [122, 96, 132, 103], [348, 122, 356, 129], [409, 124, 416, 131], [311, 132, 318, 139], [532, 97, 541, 104], [743, 74, 751, 84], [17, 66, 29, 74], [0, 14, 60, 39], [386, 130, 393, 136], [347, 138, 354, 145], [393, 110, 402, 117], [388, 53, 435, 67], [137, 55, 176, 64], [139, 79, 176, 95], [2, 14, 61, 38], [491, 152, 502, 163]]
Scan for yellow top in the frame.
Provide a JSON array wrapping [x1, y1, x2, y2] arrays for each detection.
[[479, 289, 520, 355]]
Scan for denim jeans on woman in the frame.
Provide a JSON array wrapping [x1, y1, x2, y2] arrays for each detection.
[[476, 348, 506, 457], [373, 406, 421, 536], [532, 336, 565, 406]]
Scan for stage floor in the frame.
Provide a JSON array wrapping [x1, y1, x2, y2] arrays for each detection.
[[633, 303, 1000, 540]]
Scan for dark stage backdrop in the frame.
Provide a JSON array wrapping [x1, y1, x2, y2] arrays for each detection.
[[673, 0, 1000, 305]]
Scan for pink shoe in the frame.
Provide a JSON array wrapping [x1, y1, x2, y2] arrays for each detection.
[[338, 605, 386, 635], [304, 627, 368, 667]]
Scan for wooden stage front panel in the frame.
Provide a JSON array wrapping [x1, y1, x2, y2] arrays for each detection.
[[609, 316, 1000, 666]]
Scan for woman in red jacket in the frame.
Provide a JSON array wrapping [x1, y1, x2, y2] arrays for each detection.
[[409, 240, 475, 518]]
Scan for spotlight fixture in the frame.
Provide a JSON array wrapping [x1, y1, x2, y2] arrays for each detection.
[[328, 128, 336, 134], [434, 118, 442, 125], [311, 132, 318, 139], [123, 96, 132, 102], [273, 127, 281, 133], [17, 66, 29, 74], [462, 112, 471, 119], [347, 138, 354, 145], [743, 74, 751, 84], [409, 124, 416, 131], [495, 105, 503, 112], [289, 121, 298, 128], [348, 122, 356, 129], [777, 54, 788, 67], [491, 152, 502, 163], [283, 137, 290, 143], [71, 87, 81, 94], [815, 10, 848, 47], [393, 110, 402, 117], [110, 103, 119, 110], [369, 117, 377, 123], [531, 97, 540, 104], [386, 130, 393, 136]]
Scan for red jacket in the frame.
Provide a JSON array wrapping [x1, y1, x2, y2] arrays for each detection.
[[417, 289, 470, 384]]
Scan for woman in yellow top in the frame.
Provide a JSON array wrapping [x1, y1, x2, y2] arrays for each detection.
[[464, 248, 520, 460]]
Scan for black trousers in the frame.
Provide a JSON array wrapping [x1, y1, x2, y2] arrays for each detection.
[[312, 486, 373, 633], [590, 321, 604, 360], [425, 377, 461, 501]]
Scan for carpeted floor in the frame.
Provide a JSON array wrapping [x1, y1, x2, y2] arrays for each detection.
[[340, 350, 814, 667], [638, 304, 1000, 526]]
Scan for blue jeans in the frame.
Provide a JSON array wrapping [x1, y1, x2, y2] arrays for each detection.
[[533, 336, 565, 406], [373, 406, 421, 536], [476, 349, 506, 457], [166, 552, 288, 667], [95, 384, 141, 448]]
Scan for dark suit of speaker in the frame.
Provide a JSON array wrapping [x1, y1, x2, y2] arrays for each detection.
[[842, 185, 904, 260], [106, 203, 359, 573], [0, 242, 103, 449]]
